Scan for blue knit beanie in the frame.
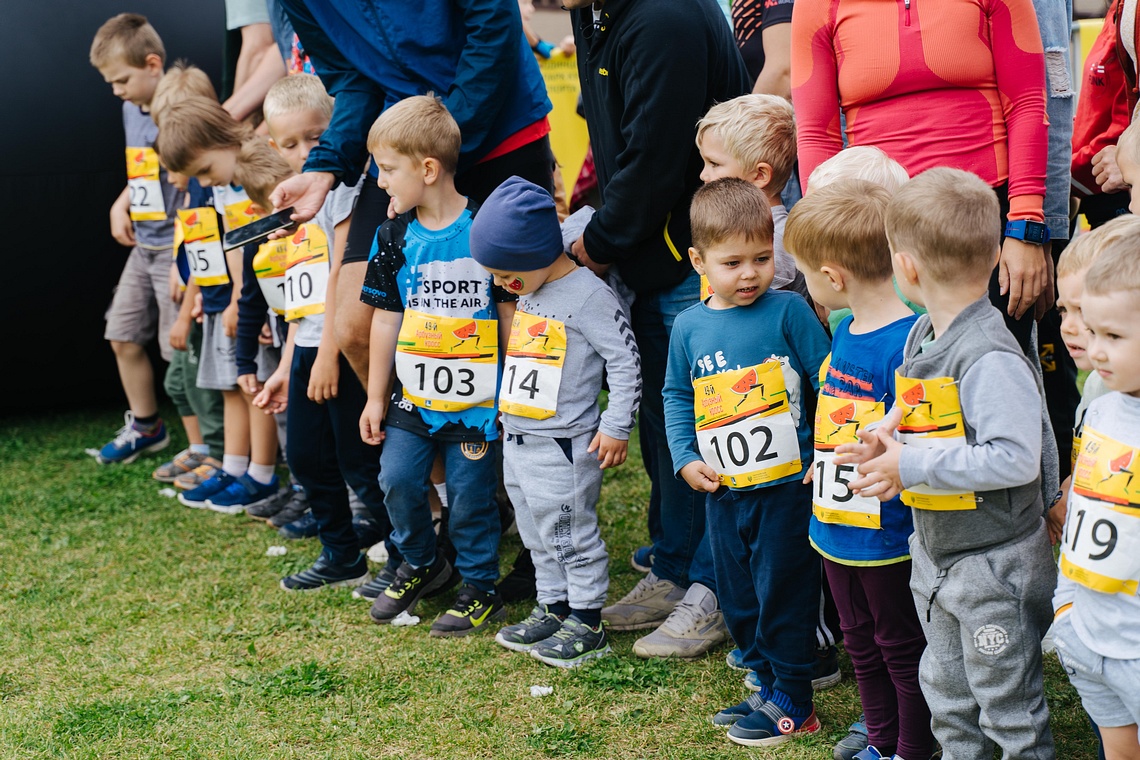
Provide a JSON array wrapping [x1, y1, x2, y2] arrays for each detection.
[[469, 176, 563, 271]]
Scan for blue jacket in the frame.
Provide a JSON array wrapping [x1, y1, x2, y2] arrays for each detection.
[[280, 0, 552, 179]]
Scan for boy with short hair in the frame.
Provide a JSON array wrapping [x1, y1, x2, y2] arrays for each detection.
[[359, 95, 510, 637], [1052, 221, 1140, 760], [664, 178, 830, 747], [468, 176, 641, 667], [89, 13, 181, 463], [784, 180, 933, 760], [840, 168, 1056, 760], [807, 146, 910, 195]]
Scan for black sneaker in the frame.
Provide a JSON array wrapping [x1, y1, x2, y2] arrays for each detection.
[[352, 560, 400, 601], [497, 549, 536, 603], [530, 617, 612, 668], [813, 645, 842, 690], [495, 605, 566, 652], [280, 552, 370, 591], [370, 551, 453, 624], [247, 486, 290, 521], [430, 584, 505, 638], [277, 510, 319, 540], [269, 485, 309, 528], [353, 513, 387, 549]]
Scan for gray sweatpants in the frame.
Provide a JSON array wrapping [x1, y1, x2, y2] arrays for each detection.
[[503, 431, 609, 610], [909, 522, 1056, 760]]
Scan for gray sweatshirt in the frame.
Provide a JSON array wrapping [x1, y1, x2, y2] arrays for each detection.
[[898, 295, 1045, 566], [501, 267, 641, 440]]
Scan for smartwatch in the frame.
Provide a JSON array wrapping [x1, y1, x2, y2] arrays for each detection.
[[1004, 220, 1050, 245]]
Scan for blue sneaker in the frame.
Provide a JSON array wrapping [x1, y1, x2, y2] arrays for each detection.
[[852, 747, 888, 760], [712, 691, 768, 727], [726, 647, 750, 672], [178, 472, 235, 508], [834, 714, 869, 760], [95, 413, 170, 464], [630, 545, 654, 573], [205, 474, 281, 515], [728, 696, 821, 747], [278, 510, 319, 539]]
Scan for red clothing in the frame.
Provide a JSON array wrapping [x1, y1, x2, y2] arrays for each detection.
[[791, 0, 1048, 221]]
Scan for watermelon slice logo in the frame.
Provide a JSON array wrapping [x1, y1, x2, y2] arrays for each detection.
[[185, 211, 199, 226], [291, 227, 307, 245], [244, 202, 259, 217], [730, 368, 762, 412], [829, 402, 855, 426], [1098, 448, 1137, 494], [901, 383, 925, 407], [451, 320, 481, 349], [522, 319, 552, 352], [133, 150, 145, 165]]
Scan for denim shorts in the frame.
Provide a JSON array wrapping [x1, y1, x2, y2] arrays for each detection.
[[1053, 612, 1140, 732]]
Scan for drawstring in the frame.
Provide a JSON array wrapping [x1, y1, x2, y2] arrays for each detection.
[[926, 567, 948, 623]]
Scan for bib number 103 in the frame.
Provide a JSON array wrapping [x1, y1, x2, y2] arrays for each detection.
[[412, 362, 476, 398]]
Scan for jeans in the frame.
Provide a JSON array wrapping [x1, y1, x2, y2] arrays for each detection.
[[634, 268, 704, 587], [378, 425, 500, 592], [1033, 0, 1075, 242]]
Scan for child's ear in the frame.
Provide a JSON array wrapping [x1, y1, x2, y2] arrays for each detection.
[[820, 265, 845, 292], [422, 156, 440, 185], [688, 247, 705, 275], [752, 162, 773, 190], [894, 249, 920, 285], [144, 53, 164, 75], [268, 137, 281, 154]]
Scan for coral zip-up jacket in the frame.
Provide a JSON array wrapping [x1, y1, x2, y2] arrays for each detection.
[[791, 0, 1047, 222]]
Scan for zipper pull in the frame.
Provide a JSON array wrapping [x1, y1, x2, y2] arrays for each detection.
[[904, 0, 911, 27]]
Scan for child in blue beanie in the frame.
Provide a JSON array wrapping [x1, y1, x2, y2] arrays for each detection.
[[470, 176, 643, 667]]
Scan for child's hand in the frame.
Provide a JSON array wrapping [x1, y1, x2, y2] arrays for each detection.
[[834, 406, 901, 467], [191, 292, 203, 321], [110, 199, 136, 247], [803, 463, 815, 485], [222, 302, 239, 338], [258, 322, 274, 346], [169, 265, 183, 304], [1046, 477, 1070, 546], [849, 427, 904, 501], [254, 370, 289, 414], [308, 350, 340, 403], [588, 432, 627, 469], [237, 373, 262, 396], [169, 317, 191, 352], [680, 461, 720, 493], [360, 399, 387, 445]]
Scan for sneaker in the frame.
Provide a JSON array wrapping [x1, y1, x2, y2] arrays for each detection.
[[530, 617, 612, 668], [153, 449, 209, 483], [352, 561, 400, 601], [727, 698, 821, 747], [712, 691, 768, 727], [370, 551, 453, 624], [601, 571, 686, 631], [833, 715, 869, 760], [632, 582, 729, 659], [173, 460, 221, 490], [630, 545, 654, 573], [177, 472, 235, 508], [430, 585, 506, 638], [813, 645, 843, 690], [247, 486, 290, 521], [852, 747, 889, 760], [95, 413, 169, 464], [495, 605, 567, 653], [280, 552, 370, 591], [205, 474, 281, 515], [726, 648, 749, 672], [269, 485, 310, 528], [353, 513, 387, 549], [277, 510, 319, 539]]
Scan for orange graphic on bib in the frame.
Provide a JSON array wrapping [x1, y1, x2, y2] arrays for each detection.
[[895, 373, 975, 510]]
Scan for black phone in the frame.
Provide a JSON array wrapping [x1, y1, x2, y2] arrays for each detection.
[[223, 207, 297, 250]]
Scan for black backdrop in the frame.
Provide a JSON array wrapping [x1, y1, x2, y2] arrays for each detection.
[[2, 2, 225, 412]]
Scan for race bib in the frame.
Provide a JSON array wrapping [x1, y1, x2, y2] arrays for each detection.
[[284, 224, 330, 321], [1060, 426, 1140, 595], [699, 274, 714, 301], [177, 208, 229, 287], [223, 195, 262, 231], [1071, 409, 1088, 473], [500, 310, 567, 420], [394, 310, 498, 411], [694, 361, 802, 488], [812, 393, 886, 528], [894, 373, 977, 511], [253, 239, 289, 316], [125, 147, 166, 221]]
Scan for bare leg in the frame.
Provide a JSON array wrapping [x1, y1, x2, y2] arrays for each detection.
[[1101, 725, 1140, 760], [182, 416, 204, 446], [111, 340, 158, 418], [245, 391, 279, 467], [222, 389, 251, 458]]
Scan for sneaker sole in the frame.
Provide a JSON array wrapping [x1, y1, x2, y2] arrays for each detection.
[[96, 435, 170, 465], [630, 557, 653, 573], [280, 572, 370, 592], [531, 643, 612, 669], [205, 490, 282, 516], [726, 653, 750, 672], [177, 494, 212, 509], [430, 607, 507, 638], [632, 640, 721, 660], [812, 669, 842, 691], [728, 724, 821, 748], [494, 631, 542, 653], [371, 560, 455, 624]]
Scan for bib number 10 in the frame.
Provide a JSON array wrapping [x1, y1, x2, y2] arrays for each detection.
[[413, 363, 476, 398]]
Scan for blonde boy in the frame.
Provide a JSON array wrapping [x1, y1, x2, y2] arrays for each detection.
[[89, 13, 181, 464], [840, 168, 1055, 760], [806, 146, 910, 195]]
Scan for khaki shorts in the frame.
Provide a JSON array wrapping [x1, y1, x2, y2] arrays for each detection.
[[104, 245, 177, 362]]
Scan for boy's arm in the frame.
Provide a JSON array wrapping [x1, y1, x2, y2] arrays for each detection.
[[577, 288, 641, 441], [310, 214, 352, 403], [170, 279, 200, 352], [110, 186, 136, 247], [255, 322, 298, 415], [662, 318, 701, 476], [360, 308, 403, 445], [234, 242, 266, 378], [785, 297, 832, 396]]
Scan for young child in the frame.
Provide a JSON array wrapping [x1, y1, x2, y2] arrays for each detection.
[[467, 176, 641, 666], [663, 178, 830, 747], [840, 168, 1056, 760], [89, 14, 181, 463], [358, 95, 509, 637], [156, 97, 285, 514], [784, 180, 933, 760], [1052, 223, 1140, 760], [806, 147, 910, 195]]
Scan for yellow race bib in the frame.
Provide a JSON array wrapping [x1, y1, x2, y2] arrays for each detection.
[[694, 360, 802, 488], [177, 208, 229, 287], [253, 239, 289, 315], [394, 310, 498, 411], [126, 147, 166, 221], [813, 393, 886, 528], [223, 196, 262, 231], [894, 373, 977, 510], [283, 224, 330, 321], [500, 310, 567, 420], [1060, 426, 1140, 595]]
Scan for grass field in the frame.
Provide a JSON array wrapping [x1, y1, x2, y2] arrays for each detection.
[[0, 406, 1098, 759]]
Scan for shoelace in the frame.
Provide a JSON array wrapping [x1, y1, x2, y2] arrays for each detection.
[[622, 576, 661, 602], [111, 424, 144, 448], [450, 592, 481, 616], [663, 595, 709, 634]]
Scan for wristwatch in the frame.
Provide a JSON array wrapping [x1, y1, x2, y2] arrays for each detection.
[[1004, 220, 1050, 245]]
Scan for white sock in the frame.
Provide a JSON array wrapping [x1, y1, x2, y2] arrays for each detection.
[[189, 443, 210, 456], [222, 455, 249, 478], [247, 463, 276, 485], [433, 482, 449, 509]]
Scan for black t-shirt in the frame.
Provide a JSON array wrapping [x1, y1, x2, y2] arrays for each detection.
[[732, 0, 794, 86]]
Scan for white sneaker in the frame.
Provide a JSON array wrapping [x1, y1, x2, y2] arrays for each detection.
[[632, 582, 730, 658]]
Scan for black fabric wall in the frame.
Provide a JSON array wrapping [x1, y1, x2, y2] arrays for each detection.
[[2, 2, 225, 412]]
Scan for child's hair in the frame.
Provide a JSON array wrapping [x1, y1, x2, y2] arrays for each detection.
[[263, 74, 334, 124], [151, 61, 217, 125], [90, 13, 165, 69], [690, 178, 774, 253], [885, 168, 1000, 283], [696, 94, 797, 192], [1117, 119, 1140, 165], [1082, 215, 1140, 297], [238, 141, 295, 211], [366, 94, 461, 175], [155, 96, 251, 173], [784, 179, 893, 281], [808, 146, 910, 194]]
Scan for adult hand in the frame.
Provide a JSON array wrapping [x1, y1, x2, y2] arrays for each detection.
[[998, 237, 1049, 320], [1092, 145, 1129, 193], [571, 235, 610, 276], [269, 171, 335, 226], [1033, 243, 1056, 322]]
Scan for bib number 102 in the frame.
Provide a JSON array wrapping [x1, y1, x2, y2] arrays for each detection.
[[709, 426, 777, 469], [414, 363, 475, 397]]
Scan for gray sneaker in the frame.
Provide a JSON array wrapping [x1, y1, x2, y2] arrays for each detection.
[[495, 605, 566, 653], [601, 571, 686, 631], [268, 485, 309, 528], [632, 582, 730, 659], [530, 618, 611, 668]]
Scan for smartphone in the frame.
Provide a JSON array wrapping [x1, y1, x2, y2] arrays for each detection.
[[223, 207, 297, 250]]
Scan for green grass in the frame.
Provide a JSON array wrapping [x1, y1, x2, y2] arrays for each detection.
[[0, 407, 1099, 759]]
